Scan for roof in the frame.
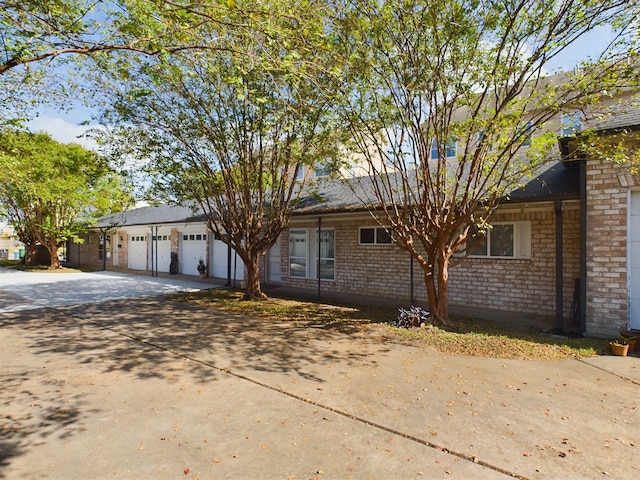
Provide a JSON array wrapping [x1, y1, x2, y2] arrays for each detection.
[[94, 202, 203, 229], [506, 161, 580, 203], [293, 161, 580, 216], [95, 162, 579, 227]]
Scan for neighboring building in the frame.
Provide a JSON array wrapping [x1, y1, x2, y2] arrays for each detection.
[[0, 223, 24, 260]]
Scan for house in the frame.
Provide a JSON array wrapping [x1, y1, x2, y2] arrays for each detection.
[[0, 222, 24, 260], [68, 88, 640, 338], [66, 203, 245, 284]]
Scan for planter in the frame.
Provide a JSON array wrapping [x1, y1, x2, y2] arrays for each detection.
[[610, 342, 629, 357], [626, 338, 637, 353]]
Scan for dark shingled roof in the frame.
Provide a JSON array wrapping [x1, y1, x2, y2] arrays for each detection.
[[506, 161, 580, 203], [95, 161, 580, 226]]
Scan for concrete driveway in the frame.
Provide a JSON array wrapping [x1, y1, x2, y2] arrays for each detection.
[[0, 268, 639, 479], [0, 268, 217, 313]]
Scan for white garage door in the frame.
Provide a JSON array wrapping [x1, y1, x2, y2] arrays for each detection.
[[211, 239, 244, 281], [630, 191, 640, 329], [180, 232, 207, 276], [128, 233, 148, 270], [150, 232, 172, 273]]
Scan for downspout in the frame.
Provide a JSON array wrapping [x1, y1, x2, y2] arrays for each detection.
[[554, 199, 564, 332], [155, 226, 159, 277], [410, 254, 414, 306], [227, 240, 232, 287], [579, 160, 587, 333], [317, 216, 322, 301]]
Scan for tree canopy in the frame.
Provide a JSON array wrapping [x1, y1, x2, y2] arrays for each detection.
[[0, 129, 133, 268], [97, 0, 342, 299], [323, 0, 639, 325]]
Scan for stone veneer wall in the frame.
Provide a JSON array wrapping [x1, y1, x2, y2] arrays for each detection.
[[585, 157, 630, 337], [280, 206, 579, 321]]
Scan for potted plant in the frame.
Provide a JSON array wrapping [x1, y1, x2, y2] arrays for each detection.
[[619, 334, 637, 353], [197, 258, 207, 278], [610, 339, 629, 356]]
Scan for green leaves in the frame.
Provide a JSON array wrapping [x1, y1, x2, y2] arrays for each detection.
[[0, 129, 133, 267]]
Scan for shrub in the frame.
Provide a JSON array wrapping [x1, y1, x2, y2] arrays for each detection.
[[395, 305, 430, 329]]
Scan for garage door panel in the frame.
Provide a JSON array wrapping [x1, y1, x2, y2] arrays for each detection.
[[128, 234, 148, 270]]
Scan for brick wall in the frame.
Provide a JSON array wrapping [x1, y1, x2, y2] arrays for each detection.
[[448, 205, 580, 321], [281, 207, 579, 321], [585, 158, 630, 337]]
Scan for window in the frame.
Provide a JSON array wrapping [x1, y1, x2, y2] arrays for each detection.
[[430, 139, 457, 160], [98, 235, 110, 261], [359, 227, 392, 245], [317, 230, 335, 280], [289, 230, 308, 278], [288, 228, 335, 280], [314, 163, 332, 178], [561, 112, 582, 137], [468, 221, 531, 258]]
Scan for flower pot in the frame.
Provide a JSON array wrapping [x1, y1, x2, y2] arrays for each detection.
[[610, 342, 629, 357], [626, 338, 637, 353]]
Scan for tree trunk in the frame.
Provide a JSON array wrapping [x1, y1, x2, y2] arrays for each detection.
[[45, 241, 61, 269], [423, 247, 454, 328], [243, 255, 266, 300]]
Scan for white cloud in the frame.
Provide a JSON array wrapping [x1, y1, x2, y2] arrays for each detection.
[[26, 116, 100, 151]]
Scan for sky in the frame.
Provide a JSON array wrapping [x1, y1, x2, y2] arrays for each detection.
[[26, 25, 622, 152]]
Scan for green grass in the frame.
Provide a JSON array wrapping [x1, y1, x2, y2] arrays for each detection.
[[0, 259, 86, 272], [172, 288, 610, 360]]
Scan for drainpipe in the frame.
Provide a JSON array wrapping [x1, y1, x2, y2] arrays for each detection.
[[317, 216, 322, 301], [554, 199, 564, 332], [579, 160, 587, 333], [155, 226, 159, 277], [410, 254, 414, 306]]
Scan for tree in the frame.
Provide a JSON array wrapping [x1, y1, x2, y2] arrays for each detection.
[[325, 0, 638, 326], [98, 1, 341, 299], [0, 0, 237, 126], [0, 129, 133, 268]]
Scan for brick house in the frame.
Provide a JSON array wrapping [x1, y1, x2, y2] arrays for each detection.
[[71, 114, 640, 338]]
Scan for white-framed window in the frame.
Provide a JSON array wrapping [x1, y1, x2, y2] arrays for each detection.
[[430, 138, 457, 160], [314, 163, 332, 178], [561, 112, 583, 137], [288, 228, 335, 280], [98, 235, 110, 261], [289, 229, 308, 278], [468, 221, 531, 259], [359, 226, 392, 245]]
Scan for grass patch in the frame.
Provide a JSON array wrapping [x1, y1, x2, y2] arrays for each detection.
[[173, 288, 609, 360], [0, 259, 86, 273]]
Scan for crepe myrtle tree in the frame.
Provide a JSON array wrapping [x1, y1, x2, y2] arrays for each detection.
[[99, 2, 343, 300], [326, 0, 638, 326], [0, 129, 133, 268]]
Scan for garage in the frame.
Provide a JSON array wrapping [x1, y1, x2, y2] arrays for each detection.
[[128, 232, 148, 271], [180, 230, 208, 276], [629, 191, 640, 329]]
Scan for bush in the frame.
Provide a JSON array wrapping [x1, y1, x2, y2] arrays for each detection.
[[394, 305, 430, 329]]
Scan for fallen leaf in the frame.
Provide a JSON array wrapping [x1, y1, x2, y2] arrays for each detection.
[[183, 468, 190, 475]]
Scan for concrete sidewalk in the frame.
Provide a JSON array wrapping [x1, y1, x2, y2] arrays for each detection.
[[1, 297, 639, 480]]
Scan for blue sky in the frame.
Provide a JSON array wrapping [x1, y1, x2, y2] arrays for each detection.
[[28, 25, 622, 152]]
